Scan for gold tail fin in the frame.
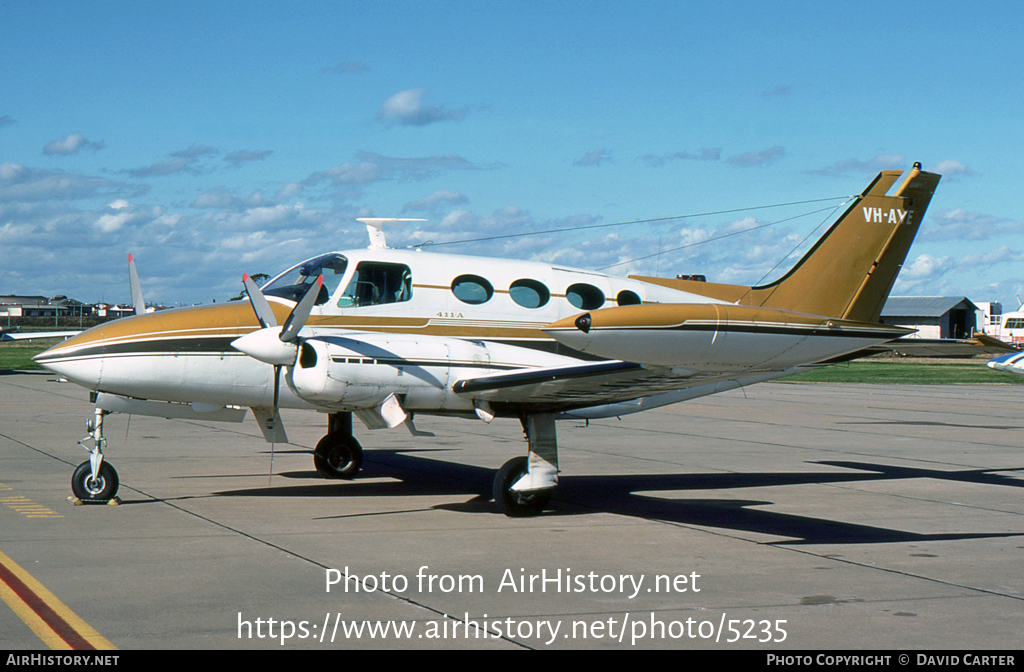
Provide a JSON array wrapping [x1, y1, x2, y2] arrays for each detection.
[[633, 164, 941, 321]]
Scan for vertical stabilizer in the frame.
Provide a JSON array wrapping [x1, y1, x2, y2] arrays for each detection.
[[632, 165, 940, 321], [753, 164, 940, 321]]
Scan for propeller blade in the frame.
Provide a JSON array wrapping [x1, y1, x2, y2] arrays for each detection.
[[243, 273, 277, 328], [269, 363, 281, 484], [280, 275, 322, 342], [128, 253, 146, 315]]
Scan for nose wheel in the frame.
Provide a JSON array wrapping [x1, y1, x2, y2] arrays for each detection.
[[72, 461, 119, 501], [71, 407, 120, 502]]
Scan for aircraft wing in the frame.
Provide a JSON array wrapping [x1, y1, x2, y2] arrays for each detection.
[[452, 360, 786, 414], [1, 330, 82, 341]]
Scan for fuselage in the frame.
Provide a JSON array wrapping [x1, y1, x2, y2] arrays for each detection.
[[34, 247, 723, 412], [35, 244, 911, 418]]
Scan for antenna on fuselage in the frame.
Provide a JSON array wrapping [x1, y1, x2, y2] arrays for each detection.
[[357, 218, 427, 250]]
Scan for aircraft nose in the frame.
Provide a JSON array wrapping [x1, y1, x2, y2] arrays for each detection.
[[987, 352, 1024, 371], [34, 340, 103, 389]]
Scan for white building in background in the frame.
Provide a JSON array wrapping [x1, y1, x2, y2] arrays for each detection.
[[973, 301, 1003, 338]]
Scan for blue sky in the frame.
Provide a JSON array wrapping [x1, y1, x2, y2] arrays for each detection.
[[2, 1, 1023, 308]]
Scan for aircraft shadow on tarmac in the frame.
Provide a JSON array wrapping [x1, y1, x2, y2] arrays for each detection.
[[211, 449, 1024, 546]]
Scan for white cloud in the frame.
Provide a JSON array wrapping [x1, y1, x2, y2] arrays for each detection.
[[0, 163, 132, 202], [93, 200, 162, 233], [42, 133, 104, 156], [377, 89, 467, 127], [927, 159, 973, 178], [921, 208, 1022, 242], [274, 183, 302, 201]]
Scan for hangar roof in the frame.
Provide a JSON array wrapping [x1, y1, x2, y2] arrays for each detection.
[[881, 296, 978, 318]]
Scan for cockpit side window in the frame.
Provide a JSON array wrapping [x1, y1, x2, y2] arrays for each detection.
[[262, 254, 348, 305], [338, 262, 413, 308]]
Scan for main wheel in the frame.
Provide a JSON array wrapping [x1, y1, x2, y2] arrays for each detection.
[[71, 461, 119, 501], [313, 434, 363, 479], [493, 456, 551, 517]]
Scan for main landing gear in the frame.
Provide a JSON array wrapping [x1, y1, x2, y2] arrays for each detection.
[[313, 412, 363, 479], [71, 408, 120, 502], [310, 411, 559, 518], [492, 414, 559, 518]]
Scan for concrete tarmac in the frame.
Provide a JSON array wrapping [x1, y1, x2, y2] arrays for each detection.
[[1, 371, 1023, 650]]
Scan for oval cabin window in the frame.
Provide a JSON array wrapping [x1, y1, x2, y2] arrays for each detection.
[[451, 275, 494, 305], [566, 283, 605, 310], [616, 290, 641, 306], [509, 279, 550, 309]]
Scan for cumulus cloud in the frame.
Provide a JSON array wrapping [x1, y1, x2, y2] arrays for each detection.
[[726, 146, 785, 168], [958, 246, 1024, 268], [93, 199, 163, 233], [807, 153, 906, 177], [42, 133, 104, 155], [274, 182, 302, 201], [921, 208, 1023, 242], [0, 162, 133, 202], [927, 159, 973, 178], [573, 149, 611, 167], [642, 147, 720, 167], [377, 89, 467, 127]]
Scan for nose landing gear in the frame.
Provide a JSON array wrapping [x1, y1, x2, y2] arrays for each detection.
[[72, 408, 120, 503]]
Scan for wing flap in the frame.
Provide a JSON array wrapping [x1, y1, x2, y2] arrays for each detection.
[[452, 359, 782, 413]]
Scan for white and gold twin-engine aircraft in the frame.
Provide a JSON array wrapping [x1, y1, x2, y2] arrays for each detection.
[[35, 165, 939, 516]]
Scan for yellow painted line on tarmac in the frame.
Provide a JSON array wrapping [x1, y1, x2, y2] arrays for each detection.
[[0, 483, 62, 518], [0, 549, 116, 650]]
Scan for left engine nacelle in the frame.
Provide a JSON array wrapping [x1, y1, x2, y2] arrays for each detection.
[[287, 333, 491, 413]]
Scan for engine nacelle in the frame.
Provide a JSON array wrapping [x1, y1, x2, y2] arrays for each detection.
[[287, 333, 492, 412]]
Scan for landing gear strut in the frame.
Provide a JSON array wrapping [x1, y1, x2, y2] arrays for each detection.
[[493, 414, 558, 517], [314, 412, 363, 479], [72, 408, 120, 502]]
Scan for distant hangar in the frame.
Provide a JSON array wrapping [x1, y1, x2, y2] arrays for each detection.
[[879, 296, 978, 340]]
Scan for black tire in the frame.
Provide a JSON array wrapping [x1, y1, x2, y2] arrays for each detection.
[[493, 456, 551, 517], [313, 434, 363, 479], [71, 461, 119, 501]]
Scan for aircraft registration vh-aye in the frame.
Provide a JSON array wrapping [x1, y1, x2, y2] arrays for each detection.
[[35, 164, 940, 516]]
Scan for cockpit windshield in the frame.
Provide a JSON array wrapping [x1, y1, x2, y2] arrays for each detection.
[[262, 253, 348, 305]]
